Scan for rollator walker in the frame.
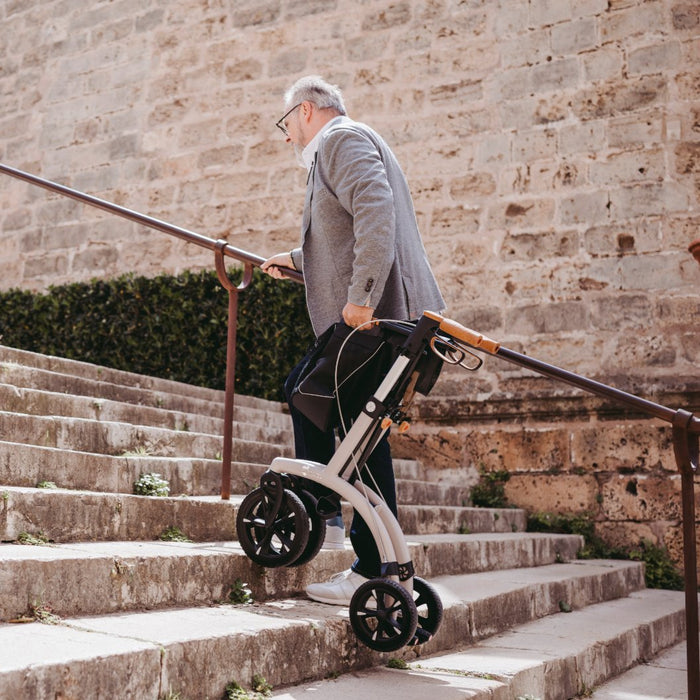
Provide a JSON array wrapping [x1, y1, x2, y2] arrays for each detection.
[[235, 311, 491, 652], [235, 309, 700, 661]]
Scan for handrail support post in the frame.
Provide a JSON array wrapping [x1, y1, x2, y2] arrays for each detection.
[[672, 409, 699, 700], [214, 240, 253, 500]]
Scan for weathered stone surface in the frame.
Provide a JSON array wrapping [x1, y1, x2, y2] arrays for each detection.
[[505, 473, 599, 513]]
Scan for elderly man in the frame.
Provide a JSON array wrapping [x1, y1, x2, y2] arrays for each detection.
[[262, 75, 444, 605]]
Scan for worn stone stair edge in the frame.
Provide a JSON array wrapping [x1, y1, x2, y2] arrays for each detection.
[[0, 568, 676, 700], [0, 486, 526, 542], [0, 441, 458, 508], [270, 590, 691, 699], [0, 381, 292, 433], [0, 441, 269, 496], [0, 345, 284, 413], [1, 344, 246, 404], [0, 533, 586, 619], [0, 412, 290, 467]]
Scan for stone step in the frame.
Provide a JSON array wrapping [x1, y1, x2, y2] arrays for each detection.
[[0, 532, 585, 620], [0, 441, 260, 496], [269, 588, 688, 700], [0, 486, 526, 542], [0, 441, 460, 507], [0, 344, 283, 417], [591, 638, 693, 699], [0, 441, 465, 506], [0, 410, 290, 461], [0, 560, 656, 699], [0, 381, 292, 433]]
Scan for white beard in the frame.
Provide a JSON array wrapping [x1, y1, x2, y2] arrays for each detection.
[[293, 144, 307, 169]]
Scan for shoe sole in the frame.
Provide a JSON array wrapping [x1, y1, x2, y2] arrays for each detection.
[[305, 592, 352, 606]]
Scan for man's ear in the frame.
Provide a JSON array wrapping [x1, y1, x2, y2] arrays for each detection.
[[301, 101, 313, 121]]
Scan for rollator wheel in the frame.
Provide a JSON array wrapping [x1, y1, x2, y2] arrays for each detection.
[[408, 576, 443, 646], [236, 487, 309, 567], [349, 578, 418, 652], [287, 490, 327, 568]]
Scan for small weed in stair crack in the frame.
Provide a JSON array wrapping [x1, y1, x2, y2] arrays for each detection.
[[228, 579, 253, 605], [159, 526, 192, 542], [123, 446, 155, 458], [133, 472, 170, 496], [160, 689, 188, 700], [36, 480, 57, 489], [387, 658, 409, 670], [224, 675, 272, 699], [17, 531, 50, 545], [558, 600, 572, 613], [30, 602, 61, 625]]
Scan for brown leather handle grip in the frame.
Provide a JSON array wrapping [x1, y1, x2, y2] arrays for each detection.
[[424, 311, 500, 354]]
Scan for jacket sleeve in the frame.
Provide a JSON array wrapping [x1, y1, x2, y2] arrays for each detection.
[[319, 127, 395, 309]]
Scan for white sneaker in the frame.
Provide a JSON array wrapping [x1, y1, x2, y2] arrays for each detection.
[[321, 523, 346, 550], [306, 569, 368, 605]]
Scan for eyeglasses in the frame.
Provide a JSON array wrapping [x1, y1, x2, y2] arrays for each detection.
[[275, 103, 302, 136]]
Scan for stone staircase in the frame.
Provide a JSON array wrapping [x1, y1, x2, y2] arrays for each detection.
[[0, 345, 689, 699]]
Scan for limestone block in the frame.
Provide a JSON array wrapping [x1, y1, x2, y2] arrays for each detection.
[[23, 253, 69, 280], [607, 112, 665, 149], [672, 4, 700, 31], [499, 230, 579, 262], [559, 190, 609, 226], [488, 198, 556, 231], [551, 18, 598, 55], [528, 0, 574, 26], [618, 251, 695, 291], [389, 426, 465, 470], [572, 75, 667, 121], [590, 294, 654, 330], [233, 2, 281, 28], [589, 148, 666, 186], [610, 183, 691, 219], [504, 473, 599, 513], [601, 3, 665, 43], [570, 424, 673, 472], [663, 523, 700, 573], [675, 142, 700, 175], [581, 46, 624, 81], [361, 2, 411, 31], [463, 426, 570, 474], [628, 41, 682, 76], [595, 520, 659, 550], [583, 220, 662, 257], [531, 57, 580, 93], [599, 473, 684, 521], [505, 301, 588, 335]]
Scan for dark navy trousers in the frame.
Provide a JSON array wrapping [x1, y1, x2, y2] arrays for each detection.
[[284, 353, 397, 578]]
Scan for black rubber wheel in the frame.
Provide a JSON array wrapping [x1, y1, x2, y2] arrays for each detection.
[[236, 487, 309, 567], [287, 490, 327, 568], [409, 576, 443, 646], [349, 578, 418, 652]]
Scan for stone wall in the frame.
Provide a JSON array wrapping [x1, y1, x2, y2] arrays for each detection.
[[390, 388, 700, 574], [1, 1, 698, 563]]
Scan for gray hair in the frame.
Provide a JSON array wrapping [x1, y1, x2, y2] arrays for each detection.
[[284, 75, 347, 115]]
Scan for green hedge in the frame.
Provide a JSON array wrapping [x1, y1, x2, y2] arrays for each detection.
[[0, 269, 314, 401]]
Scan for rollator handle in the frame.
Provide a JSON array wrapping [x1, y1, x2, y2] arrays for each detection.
[[423, 311, 501, 355]]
